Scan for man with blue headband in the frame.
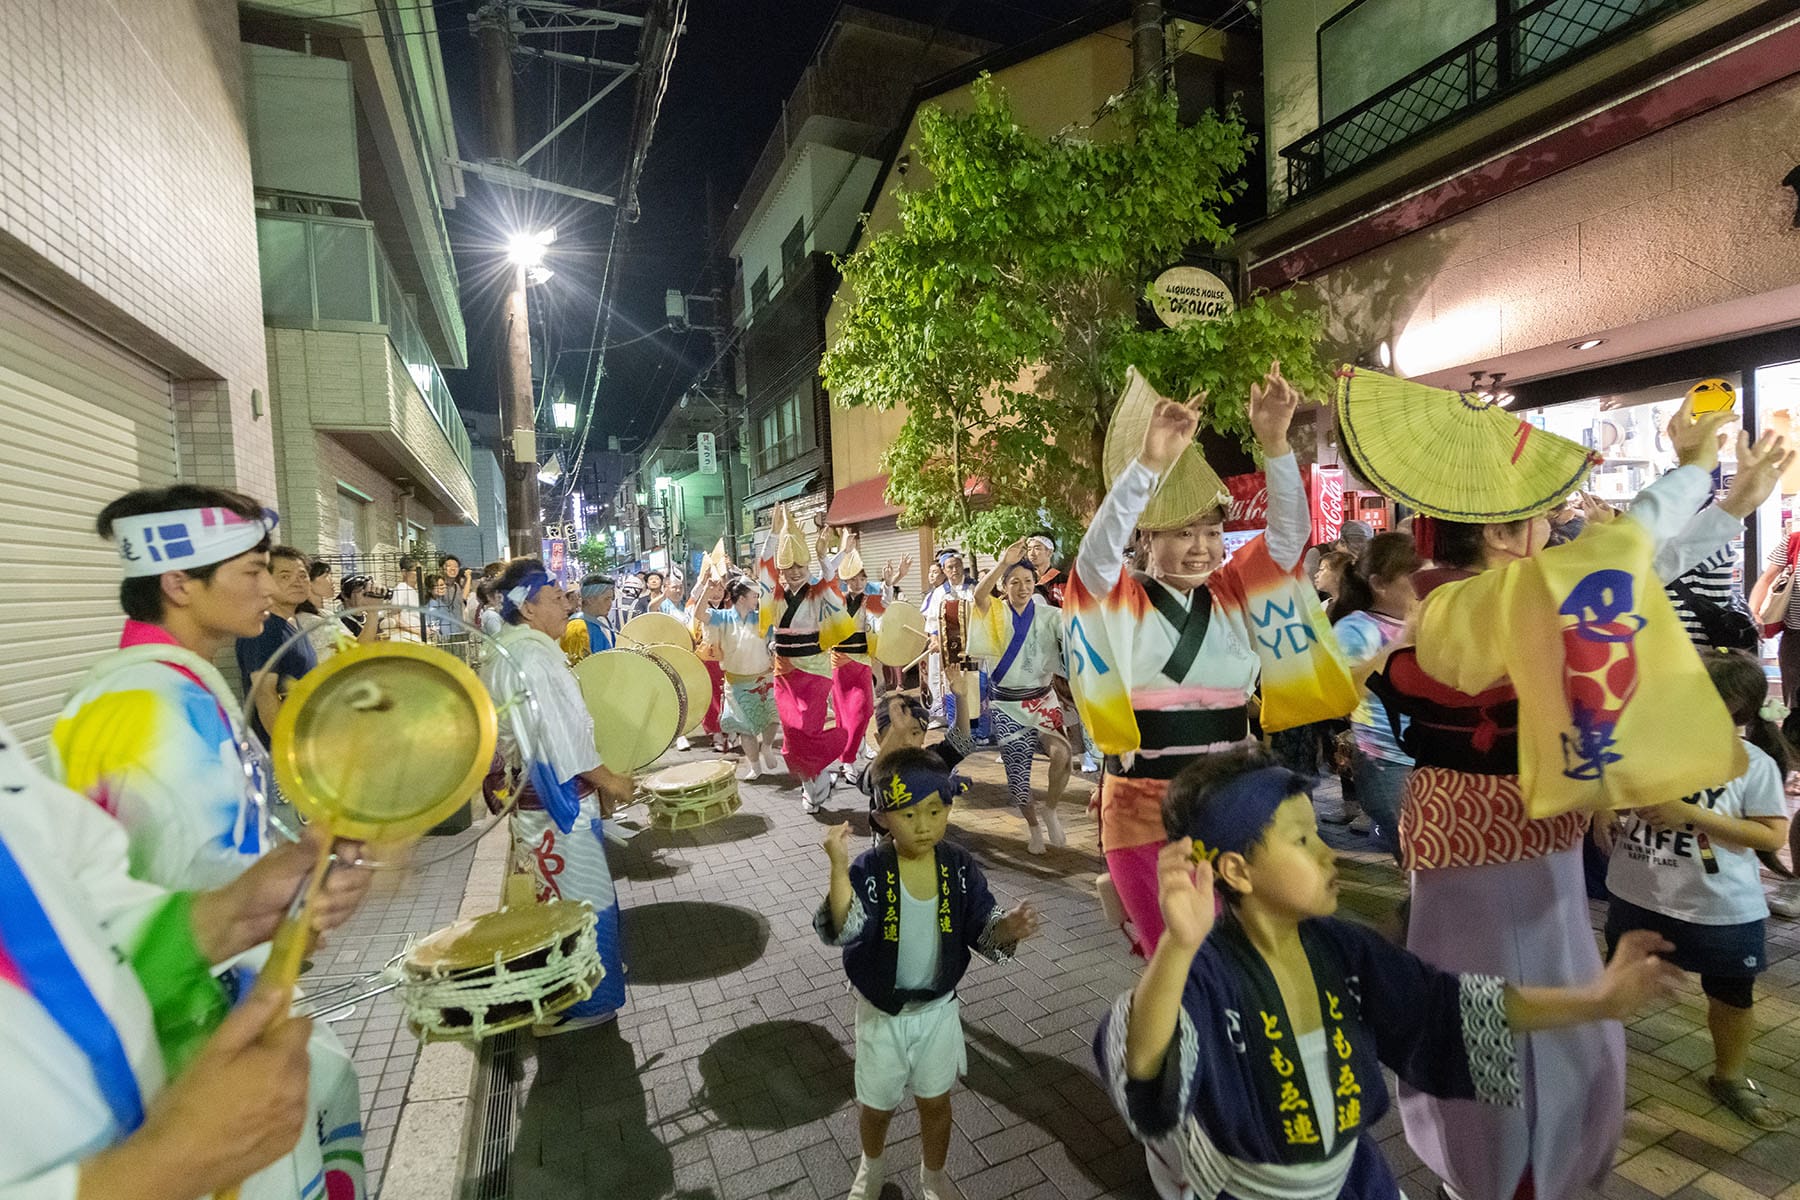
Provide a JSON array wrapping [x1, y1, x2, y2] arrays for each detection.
[[48, 483, 365, 1200], [482, 559, 634, 1035], [1094, 746, 1688, 1200], [817, 747, 1041, 1200]]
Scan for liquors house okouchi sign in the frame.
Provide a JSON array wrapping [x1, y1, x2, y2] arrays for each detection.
[[1149, 265, 1235, 327]]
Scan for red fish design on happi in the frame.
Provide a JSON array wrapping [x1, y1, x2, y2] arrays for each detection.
[[1558, 569, 1647, 781]]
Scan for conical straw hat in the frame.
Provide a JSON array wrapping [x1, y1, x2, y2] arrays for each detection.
[[1335, 366, 1599, 522], [1103, 366, 1231, 531], [771, 504, 811, 569], [838, 545, 865, 578]]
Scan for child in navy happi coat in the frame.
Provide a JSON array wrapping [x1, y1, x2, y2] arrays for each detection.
[[1096, 747, 1686, 1200], [817, 747, 1040, 1200]]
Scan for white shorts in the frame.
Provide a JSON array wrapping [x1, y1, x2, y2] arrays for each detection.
[[853, 993, 966, 1110]]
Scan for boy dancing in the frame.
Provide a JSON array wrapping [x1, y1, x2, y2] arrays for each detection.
[[817, 748, 1041, 1200]]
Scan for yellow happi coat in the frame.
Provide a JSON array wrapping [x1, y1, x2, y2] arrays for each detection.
[[1416, 473, 1743, 818]]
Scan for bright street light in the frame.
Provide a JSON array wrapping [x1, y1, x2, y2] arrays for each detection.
[[506, 227, 557, 268], [551, 400, 578, 430]]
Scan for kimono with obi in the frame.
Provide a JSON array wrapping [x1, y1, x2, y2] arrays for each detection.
[[813, 840, 1015, 1013], [968, 595, 1066, 740], [703, 607, 779, 736], [1368, 462, 1724, 1200], [1096, 917, 1520, 1200], [758, 541, 854, 778]]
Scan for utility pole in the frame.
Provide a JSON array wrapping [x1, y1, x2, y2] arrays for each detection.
[[709, 289, 738, 559], [1131, 0, 1164, 93], [476, 3, 542, 558]]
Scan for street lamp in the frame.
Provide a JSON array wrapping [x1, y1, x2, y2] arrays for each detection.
[[552, 400, 578, 430], [507, 227, 556, 268]]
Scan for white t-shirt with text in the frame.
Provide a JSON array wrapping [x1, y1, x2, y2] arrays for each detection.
[[1606, 739, 1787, 925]]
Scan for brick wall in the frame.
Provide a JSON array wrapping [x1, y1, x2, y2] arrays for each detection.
[[0, 0, 273, 495]]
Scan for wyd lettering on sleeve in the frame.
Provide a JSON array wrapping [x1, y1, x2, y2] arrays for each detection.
[[1251, 597, 1318, 660]]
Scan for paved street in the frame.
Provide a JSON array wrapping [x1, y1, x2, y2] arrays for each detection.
[[493, 746, 1800, 1200]]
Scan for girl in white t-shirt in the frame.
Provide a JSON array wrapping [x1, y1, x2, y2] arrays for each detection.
[[1603, 649, 1792, 1128]]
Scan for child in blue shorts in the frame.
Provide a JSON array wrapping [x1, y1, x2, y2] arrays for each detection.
[[816, 747, 1040, 1200], [1604, 649, 1792, 1128]]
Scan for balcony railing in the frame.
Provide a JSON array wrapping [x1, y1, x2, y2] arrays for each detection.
[[255, 210, 471, 471], [1279, 0, 1687, 205]]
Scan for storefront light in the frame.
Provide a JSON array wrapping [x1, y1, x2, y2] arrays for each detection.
[[1570, 338, 1606, 351]]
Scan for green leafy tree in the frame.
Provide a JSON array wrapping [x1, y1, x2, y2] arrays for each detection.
[[822, 77, 1326, 550]]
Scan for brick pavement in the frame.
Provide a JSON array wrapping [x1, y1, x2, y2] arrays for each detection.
[[298, 829, 486, 1195], [504, 748, 1800, 1200]]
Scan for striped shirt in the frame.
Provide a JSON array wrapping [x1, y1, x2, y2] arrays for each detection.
[[1664, 550, 1740, 645]]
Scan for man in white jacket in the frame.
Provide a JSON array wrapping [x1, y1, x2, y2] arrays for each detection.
[[0, 715, 370, 1200]]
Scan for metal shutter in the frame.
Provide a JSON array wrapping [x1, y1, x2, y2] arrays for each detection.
[[0, 281, 177, 758], [848, 518, 929, 601]]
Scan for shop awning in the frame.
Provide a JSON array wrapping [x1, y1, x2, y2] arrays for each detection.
[[825, 474, 900, 526], [743, 473, 820, 513]]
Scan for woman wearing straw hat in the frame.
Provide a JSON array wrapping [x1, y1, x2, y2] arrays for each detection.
[[759, 505, 856, 813], [1340, 367, 1792, 1200], [1067, 361, 1326, 956]]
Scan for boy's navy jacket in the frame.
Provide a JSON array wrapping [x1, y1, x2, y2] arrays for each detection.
[[815, 839, 1014, 1014]]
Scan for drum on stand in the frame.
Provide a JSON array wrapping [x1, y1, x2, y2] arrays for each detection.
[[871, 599, 929, 668], [574, 649, 686, 773], [641, 759, 741, 830], [620, 611, 694, 651], [647, 643, 713, 736], [400, 900, 603, 1041]]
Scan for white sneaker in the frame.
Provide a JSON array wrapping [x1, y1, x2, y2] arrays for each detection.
[[1081, 750, 1101, 774], [840, 761, 858, 783], [735, 760, 760, 782], [865, 744, 877, 760], [846, 1155, 885, 1200], [1026, 823, 1047, 855], [1043, 808, 1067, 848], [675, 735, 691, 752], [1770, 883, 1800, 919], [919, 1166, 963, 1200], [802, 775, 826, 814]]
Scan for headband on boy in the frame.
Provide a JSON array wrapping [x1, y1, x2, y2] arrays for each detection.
[[581, 577, 614, 598], [111, 506, 277, 578], [1182, 767, 1312, 862], [874, 761, 969, 813], [503, 570, 556, 617], [1026, 534, 1055, 552]]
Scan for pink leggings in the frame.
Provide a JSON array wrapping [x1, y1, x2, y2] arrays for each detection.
[[1105, 841, 1166, 956]]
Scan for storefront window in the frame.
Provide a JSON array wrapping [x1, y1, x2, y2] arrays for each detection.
[[1751, 359, 1800, 583], [1521, 372, 1743, 508]]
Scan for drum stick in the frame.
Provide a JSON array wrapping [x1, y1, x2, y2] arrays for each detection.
[[216, 835, 336, 1200]]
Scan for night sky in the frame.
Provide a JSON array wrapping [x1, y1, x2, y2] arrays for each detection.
[[436, 1, 1117, 456]]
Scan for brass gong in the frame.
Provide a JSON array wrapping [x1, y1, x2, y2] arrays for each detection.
[[271, 641, 498, 843]]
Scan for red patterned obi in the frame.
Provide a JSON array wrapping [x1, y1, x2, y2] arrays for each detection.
[[1399, 767, 1588, 870]]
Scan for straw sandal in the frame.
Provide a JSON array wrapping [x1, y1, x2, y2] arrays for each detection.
[[1708, 1076, 1791, 1129]]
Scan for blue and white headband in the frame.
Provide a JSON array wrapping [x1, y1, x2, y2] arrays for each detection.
[[873, 760, 969, 813], [1183, 767, 1312, 862], [502, 570, 556, 617], [111, 506, 277, 578]]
